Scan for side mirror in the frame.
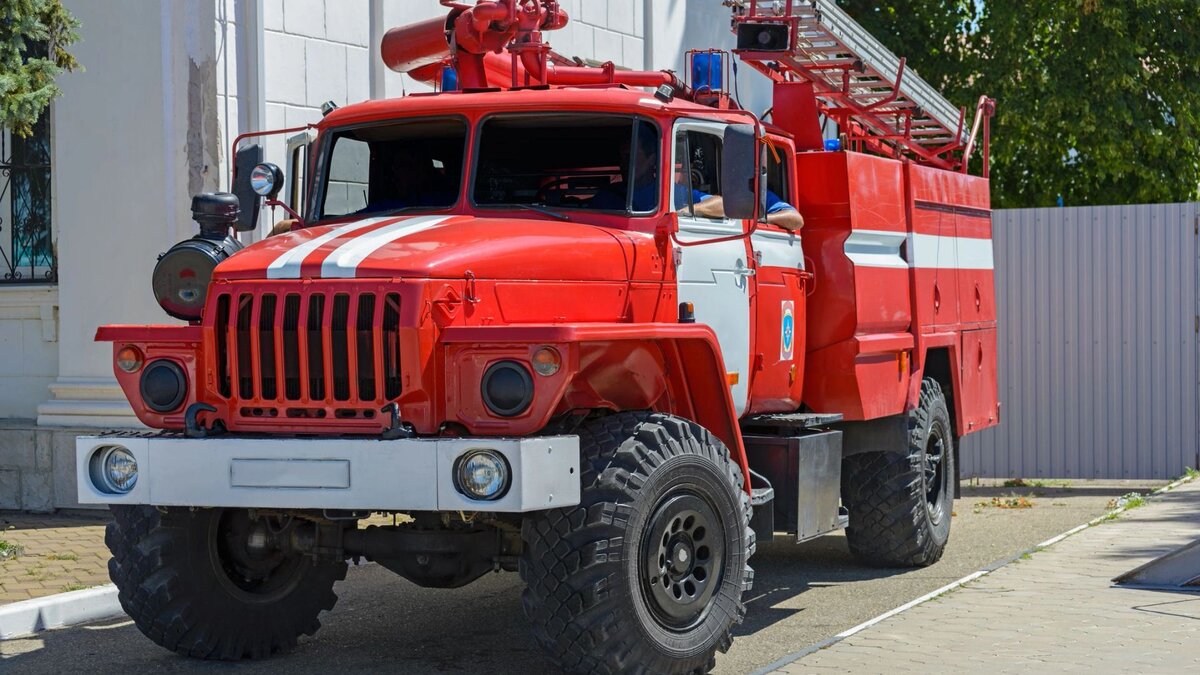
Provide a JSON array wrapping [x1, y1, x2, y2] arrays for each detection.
[[231, 144, 264, 232], [721, 124, 759, 221]]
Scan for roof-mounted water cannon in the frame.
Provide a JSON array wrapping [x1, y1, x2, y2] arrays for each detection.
[[382, 0, 689, 96]]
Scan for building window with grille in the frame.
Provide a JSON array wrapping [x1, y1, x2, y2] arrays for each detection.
[[1, 111, 57, 285]]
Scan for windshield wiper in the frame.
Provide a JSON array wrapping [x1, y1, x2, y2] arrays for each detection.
[[511, 203, 571, 222]]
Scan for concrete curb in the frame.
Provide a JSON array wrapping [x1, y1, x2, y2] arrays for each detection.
[[752, 475, 1198, 674], [0, 584, 123, 640]]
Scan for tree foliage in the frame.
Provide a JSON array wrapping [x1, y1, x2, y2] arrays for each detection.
[[838, 0, 1200, 208], [0, 0, 80, 137]]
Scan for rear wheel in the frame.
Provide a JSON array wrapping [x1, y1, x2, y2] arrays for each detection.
[[106, 506, 346, 660], [521, 412, 754, 674], [842, 378, 954, 567]]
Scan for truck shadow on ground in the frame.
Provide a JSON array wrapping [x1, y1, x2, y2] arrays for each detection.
[[734, 533, 906, 637]]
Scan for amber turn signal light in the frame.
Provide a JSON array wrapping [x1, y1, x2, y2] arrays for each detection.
[[116, 345, 144, 373], [531, 347, 562, 377]]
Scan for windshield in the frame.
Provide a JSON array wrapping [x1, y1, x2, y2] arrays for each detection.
[[318, 118, 467, 220], [473, 115, 661, 214]]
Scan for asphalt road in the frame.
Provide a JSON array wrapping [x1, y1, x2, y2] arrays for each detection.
[[0, 481, 1161, 675]]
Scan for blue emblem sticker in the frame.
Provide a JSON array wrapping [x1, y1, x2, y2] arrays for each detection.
[[780, 301, 795, 361]]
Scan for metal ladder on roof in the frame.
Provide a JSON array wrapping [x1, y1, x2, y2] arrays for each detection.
[[728, 0, 990, 172]]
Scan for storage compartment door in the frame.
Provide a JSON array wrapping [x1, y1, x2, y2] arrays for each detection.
[[959, 328, 1000, 433]]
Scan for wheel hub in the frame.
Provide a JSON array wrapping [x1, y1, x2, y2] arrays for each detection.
[[924, 432, 947, 523], [641, 492, 725, 631], [212, 511, 306, 602]]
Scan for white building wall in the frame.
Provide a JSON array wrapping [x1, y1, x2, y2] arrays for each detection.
[[0, 289, 57, 418]]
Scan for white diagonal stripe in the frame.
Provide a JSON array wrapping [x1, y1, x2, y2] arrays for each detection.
[[266, 217, 394, 280], [321, 215, 451, 278]]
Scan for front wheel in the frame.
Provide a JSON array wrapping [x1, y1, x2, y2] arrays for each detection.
[[106, 506, 346, 660], [521, 413, 754, 674]]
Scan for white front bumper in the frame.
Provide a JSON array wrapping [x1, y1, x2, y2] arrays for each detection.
[[76, 433, 580, 513]]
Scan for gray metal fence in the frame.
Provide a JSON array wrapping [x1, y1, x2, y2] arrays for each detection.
[[960, 202, 1200, 480]]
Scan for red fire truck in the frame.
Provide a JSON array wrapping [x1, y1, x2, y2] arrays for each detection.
[[78, 1, 997, 671]]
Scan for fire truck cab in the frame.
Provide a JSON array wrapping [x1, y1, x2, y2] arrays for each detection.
[[78, 2, 997, 672]]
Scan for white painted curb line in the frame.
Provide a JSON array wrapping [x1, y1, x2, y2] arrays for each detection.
[[0, 584, 123, 640]]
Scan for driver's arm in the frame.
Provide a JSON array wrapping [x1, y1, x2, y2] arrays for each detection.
[[692, 195, 725, 219], [686, 195, 805, 231], [767, 207, 804, 231]]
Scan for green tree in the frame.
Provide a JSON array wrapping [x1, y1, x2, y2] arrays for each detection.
[[838, 0, 1200, 208], [0, 0, 80, 137]]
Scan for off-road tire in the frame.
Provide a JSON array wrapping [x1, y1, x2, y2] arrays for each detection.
[[106, 506, 347, 660], [520, 412, 754, 674], [842, 378, 955, 567]]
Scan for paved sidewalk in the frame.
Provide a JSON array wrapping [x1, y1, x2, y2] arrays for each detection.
[[776, 479, 1200, 673], [0, 513, 111, 604]]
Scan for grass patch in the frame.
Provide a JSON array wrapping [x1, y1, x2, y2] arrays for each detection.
[[61, 583, 88, 593], [46, 553, 79, 561], [975, 494, 1035, 510], [1184, 467, 1199, 481], [0, 540, 24, 560], [1003, 478, 1071, 489], [1106, 492, 1146, 511]]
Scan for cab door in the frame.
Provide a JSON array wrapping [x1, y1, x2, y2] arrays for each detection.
[[673, 121, 754, 416], [748, 137, 806, 413]]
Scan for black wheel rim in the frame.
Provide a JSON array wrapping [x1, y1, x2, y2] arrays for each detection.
[[923, 426, 948, 524], [640, 491, 725, 631], [210, 510, 306, 603]]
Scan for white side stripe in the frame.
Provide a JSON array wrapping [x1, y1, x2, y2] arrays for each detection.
[[843, 230, 908, 269], [845, 229, 994, 270], [909, 232, 994, 270], [321, 216, 451, 278], [266, 217, 394, 280]]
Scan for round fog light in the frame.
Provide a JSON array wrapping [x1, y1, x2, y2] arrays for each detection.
[[454, 450, 511, 501], [90, 445, 138, 494]]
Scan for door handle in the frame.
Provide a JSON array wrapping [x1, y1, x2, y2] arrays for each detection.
[[733, 265, 756, 278]]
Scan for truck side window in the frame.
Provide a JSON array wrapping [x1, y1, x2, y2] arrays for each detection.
[[673, 129, 723, 218], [765, 140, 791, 209]]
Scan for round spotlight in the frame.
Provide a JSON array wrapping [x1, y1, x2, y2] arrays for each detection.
[[454, 449, 511, 501], [481, 361, 533, 417], [140, 360, 187, 413], [531, 347, 561, 377], [89, 445, 139, 494], [116, 345, 144, 373], [250, 163, 284, 198]]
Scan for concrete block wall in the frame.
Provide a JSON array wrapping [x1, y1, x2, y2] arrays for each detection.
[[0, 422, 89, 512]]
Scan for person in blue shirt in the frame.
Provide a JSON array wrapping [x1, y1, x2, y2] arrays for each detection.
[[684, 186, 804, 231], [592, 131, 805, 232]]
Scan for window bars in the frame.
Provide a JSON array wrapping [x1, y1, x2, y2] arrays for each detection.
[[1, 113, 57, 285]]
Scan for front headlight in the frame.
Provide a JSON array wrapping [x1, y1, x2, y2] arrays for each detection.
[[90, 445, 139, 494], [454, 450, 511, 501]]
